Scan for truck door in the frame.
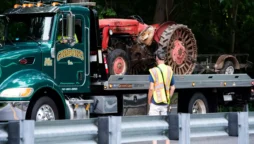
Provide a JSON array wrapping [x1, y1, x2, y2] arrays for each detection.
[[55, 15, 87, 88]]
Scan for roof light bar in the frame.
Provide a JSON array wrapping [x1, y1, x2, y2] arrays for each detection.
[[37, 2, 43, 7], [69, 2, 96, 7], [14, 4, 21, 8]]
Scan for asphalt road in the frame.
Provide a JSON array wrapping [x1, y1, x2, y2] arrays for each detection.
[[125, 135, 254, 144], [0, 103, 25, 120]]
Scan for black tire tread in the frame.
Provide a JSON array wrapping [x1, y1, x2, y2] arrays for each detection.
[[107, 49, 130, 75], [158, 24, 197, 74], [188, 92, 209, 114], [219, 61, 234, 74]]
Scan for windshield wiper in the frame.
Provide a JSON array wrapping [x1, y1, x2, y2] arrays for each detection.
[[27, 36, 41, 46]]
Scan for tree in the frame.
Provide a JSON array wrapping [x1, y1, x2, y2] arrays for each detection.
[[153, 0, 174, 23]]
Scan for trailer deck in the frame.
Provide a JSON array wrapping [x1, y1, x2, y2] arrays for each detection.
[[102, 74, 253, 90]]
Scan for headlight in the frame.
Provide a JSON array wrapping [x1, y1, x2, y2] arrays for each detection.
[[0, 88, 34, 97], [109, 29, 113, 35]]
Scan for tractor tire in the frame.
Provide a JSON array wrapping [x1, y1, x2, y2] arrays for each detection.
[[108, 49, 130, 75], [159, 24, 197, 75], [219, 61, 235, 74]]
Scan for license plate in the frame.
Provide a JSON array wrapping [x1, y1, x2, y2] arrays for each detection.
[[223, 95, 232, 101]]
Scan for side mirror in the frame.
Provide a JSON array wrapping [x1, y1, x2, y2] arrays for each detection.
[[66, 13, 75, 46]]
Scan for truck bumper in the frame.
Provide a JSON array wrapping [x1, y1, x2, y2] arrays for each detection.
[[0, 101, 29, 121]]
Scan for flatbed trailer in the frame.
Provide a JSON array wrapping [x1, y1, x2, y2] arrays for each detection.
[[98, 74, 254, 115], [0, 1, 253, 122]]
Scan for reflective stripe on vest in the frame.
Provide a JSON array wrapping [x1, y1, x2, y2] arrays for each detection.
[[149, 64, 173, 104]]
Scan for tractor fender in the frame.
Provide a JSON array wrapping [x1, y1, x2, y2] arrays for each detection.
[[153, 21, 177, 43], [0, 69, 68, 118], [101, 26, 110, 50], [214, 55, 240, 70]]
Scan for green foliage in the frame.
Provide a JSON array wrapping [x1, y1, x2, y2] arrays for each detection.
[[98, 7, 117, 19], [93, 0, 156, 23]]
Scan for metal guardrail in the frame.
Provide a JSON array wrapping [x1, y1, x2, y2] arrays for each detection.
[[0, 123, 7, 143], [35, 119, 98, 144], [249, 112, 254, 134], [0, 112, 253, 144], [190, 112, 229, 138]]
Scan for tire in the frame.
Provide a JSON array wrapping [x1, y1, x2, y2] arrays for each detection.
[[188, 93, 209, 114], [108, 49, 130, 75], [219, 61, 235, 74], [30, 96, 59, 121], [158, 24, 197, 75]]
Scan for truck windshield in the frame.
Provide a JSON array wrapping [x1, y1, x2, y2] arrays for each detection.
[[5, 14, 54, 44]]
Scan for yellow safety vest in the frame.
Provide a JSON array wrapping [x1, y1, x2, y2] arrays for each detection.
[[149, 64, 173, 104], [57, 34, 79, 43]]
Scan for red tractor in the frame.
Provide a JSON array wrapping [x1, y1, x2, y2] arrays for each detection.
[[99, 15, 197, 75]]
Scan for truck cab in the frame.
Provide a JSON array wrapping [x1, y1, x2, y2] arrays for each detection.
[[0, 1, 102, 121]]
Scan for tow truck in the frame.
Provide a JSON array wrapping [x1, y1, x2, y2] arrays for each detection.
[[0, 0, 253, 121]]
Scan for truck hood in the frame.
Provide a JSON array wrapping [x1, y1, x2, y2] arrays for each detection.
[[0, 44, 42, 83]]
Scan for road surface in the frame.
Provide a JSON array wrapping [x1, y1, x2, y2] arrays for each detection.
[[126, 135, 254, 144], [0, 103, 26, 120]]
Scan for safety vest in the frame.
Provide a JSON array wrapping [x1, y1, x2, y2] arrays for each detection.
[[149, 64, 173, 104], [57, 34, 79, 43]]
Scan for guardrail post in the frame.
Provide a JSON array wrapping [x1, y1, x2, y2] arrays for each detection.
[[98, 116, 121, 144], [238, 112, 249, 144], [109, 116, 121, 144], [168, 114, 179, 140], [21, 120, 34, 144], [7, 120, 34, 144], [228, 112, 238, 136], [8, 121, 20, 144], [98, 117, 109, 144], [179, 113, 190, 144]]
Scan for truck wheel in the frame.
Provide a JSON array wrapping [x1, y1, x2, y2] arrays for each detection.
[[220, 61, 234, 74], [188, 93, 209, 114], [31, 96, 59, 121], [108, 49, 130, 75]]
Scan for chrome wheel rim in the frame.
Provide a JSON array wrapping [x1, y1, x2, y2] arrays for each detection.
[[192, 99, 206, 114], [36, 104, 55, 121], [225, 66, 234, 74]]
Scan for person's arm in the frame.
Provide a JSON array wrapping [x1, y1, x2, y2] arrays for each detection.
[[148, 75, 154, 104], [169, 75, 176, 98]]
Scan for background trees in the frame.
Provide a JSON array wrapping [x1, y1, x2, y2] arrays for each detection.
[[1, 0, 254, 63], [92, 0, 254, 62]]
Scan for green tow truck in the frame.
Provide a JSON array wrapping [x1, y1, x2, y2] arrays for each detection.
[[0, 1, 253, 121]]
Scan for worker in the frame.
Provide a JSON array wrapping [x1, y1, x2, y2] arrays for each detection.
[[57, 19, 79, 44], [57, 34, 78, 44], [148, 48, 176, 144]]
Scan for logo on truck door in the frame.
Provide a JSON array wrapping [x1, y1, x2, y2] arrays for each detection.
[[57, 48, 84, 61]]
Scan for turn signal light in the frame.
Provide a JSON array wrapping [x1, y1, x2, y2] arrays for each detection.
[[14, 4, 21, 8], [109, 84, 113, 88], [224, 82, 227, 86], [20, 88, 33, 97], [192, 82, 195, 87]]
